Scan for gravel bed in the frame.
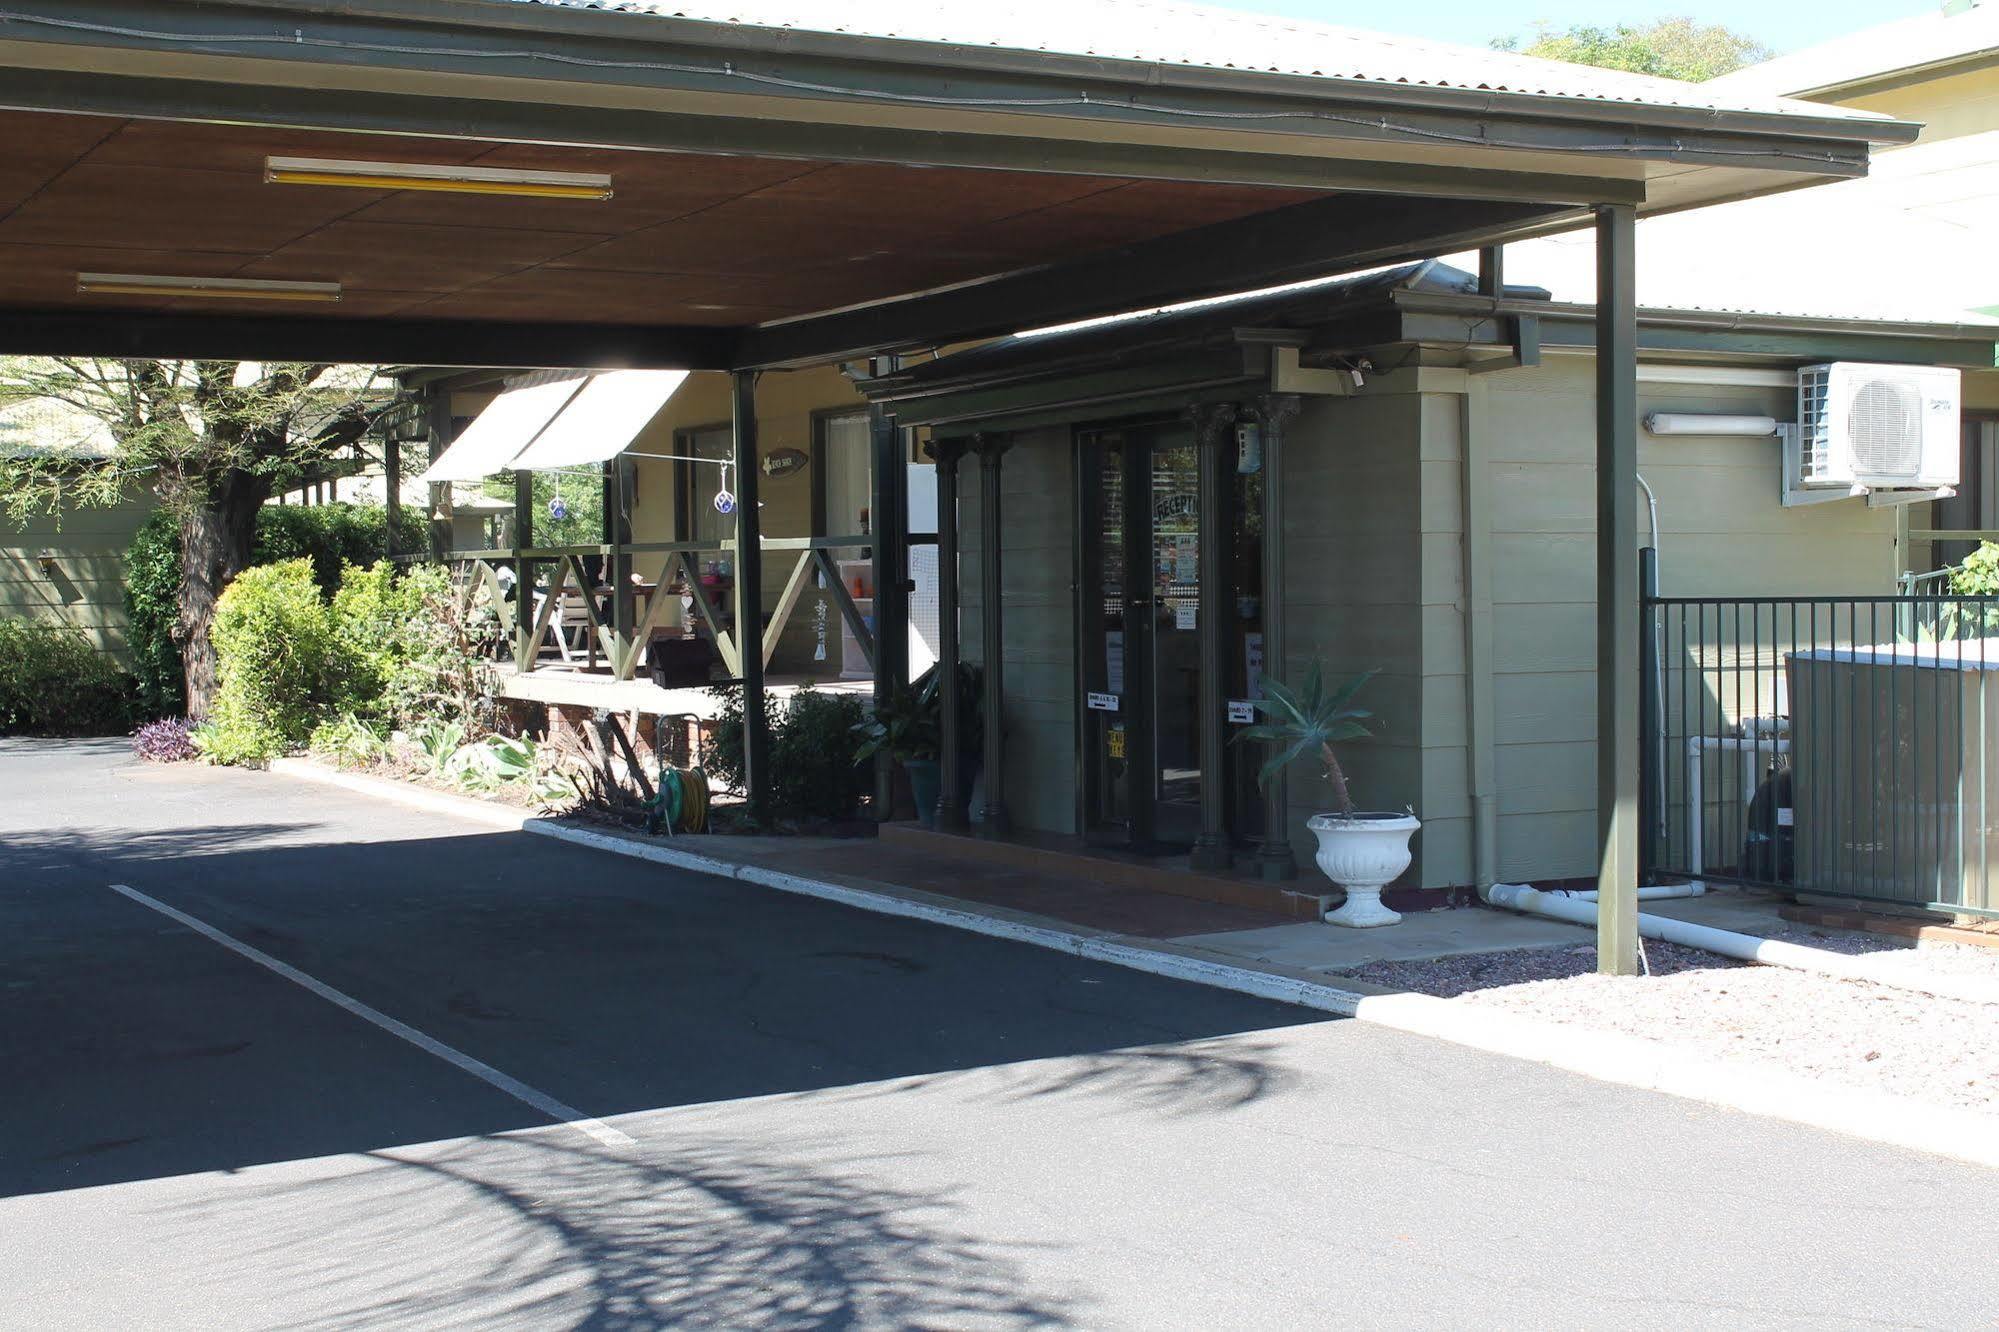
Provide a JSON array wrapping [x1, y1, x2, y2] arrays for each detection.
[[1341, 943, 1999, 1114], [1759, 923, 1999, 979]]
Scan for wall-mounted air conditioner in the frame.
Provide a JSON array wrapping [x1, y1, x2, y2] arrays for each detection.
[[1795, 362, 1961, 488]]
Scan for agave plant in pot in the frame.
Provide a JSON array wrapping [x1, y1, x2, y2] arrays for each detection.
[[1241, 665, 1419, 928]]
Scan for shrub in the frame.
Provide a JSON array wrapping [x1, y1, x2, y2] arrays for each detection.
[[0, 619, 136, 736], [125, 503, 426, 718], [308, 712, 386, 767], [132, 717, 198, 763], [706, 683, 871, 823], [255, 503, 426, 597], [330, 560, 496, 732], [204, 559, 340, 763], [125, 510, 185, 719]]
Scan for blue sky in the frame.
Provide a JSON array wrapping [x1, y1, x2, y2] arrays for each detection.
[[1202, 2, 1940, 56]]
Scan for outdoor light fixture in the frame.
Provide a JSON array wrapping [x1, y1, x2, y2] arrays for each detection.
[[265, 157, 615, 201], [76, 273, 343, 303]]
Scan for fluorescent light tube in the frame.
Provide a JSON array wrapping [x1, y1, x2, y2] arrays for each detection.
[[76, 273, 343, 303], [266, 157, 614, 201]]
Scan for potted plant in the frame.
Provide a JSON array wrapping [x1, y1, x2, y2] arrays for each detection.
[[852, 662, 982, 826], [1240, 665, 1419, 928]]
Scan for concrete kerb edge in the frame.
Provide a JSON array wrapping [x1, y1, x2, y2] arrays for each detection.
[[267, 759, 1999, 1171]]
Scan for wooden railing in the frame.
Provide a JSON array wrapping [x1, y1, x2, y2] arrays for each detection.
[[449, 535, 876, 684]]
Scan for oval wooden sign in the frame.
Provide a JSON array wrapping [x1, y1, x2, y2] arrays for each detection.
[[761, 447, 810, 478]]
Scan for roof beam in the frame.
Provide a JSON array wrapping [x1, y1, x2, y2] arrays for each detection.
[[735, 194, 1581, 369], [0, 65, 1653, 204], [0, 311, 736, 370]]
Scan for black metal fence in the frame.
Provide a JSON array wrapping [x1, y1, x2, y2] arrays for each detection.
[[1642, 573, 1999, 919]]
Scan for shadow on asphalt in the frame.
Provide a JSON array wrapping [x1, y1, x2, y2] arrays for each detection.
[[173, 1132, 1079, 1328], [4, 816, 1324, 1203]]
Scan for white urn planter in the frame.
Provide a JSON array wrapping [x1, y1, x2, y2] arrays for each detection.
[[1307, 811, 1421, 928]]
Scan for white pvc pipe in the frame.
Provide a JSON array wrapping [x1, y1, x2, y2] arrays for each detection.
[[1484, 883, 1999, 1007], [1546, 883, 1707, 902], [1685, 734, 1790, 876]]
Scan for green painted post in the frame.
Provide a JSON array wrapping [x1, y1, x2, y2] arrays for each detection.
[[732, 370, 770, 822], [1596, 202, 1642, 976]]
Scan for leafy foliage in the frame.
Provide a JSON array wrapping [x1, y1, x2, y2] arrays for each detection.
[[203, 559, 341, 763], [308, 712, 387, 767], [124, 510, 187, 719], [1238, 664, 1376, 815], [1493, 18, 1769, 82], [1950, 542, 1999, 596], [125, 504, 427, 719], [710, 683, 873, 822], [482, 468, 603, 549], [0, 618, 136, 736], [132, 717, 198, 762], [256, 504, 425, 596], [851, 661, 983, 765]]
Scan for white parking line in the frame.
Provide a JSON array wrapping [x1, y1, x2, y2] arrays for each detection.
[[107, 882, 633, 1149]]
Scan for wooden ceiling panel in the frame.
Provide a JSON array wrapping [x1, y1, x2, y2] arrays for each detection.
[[0, 163, 371, 253], [0, 111, 121, 215], [738, 162, 1127, 232], [0, 244, 261, 306], [238, 220, 615, 293], [347, 145, 821, 234], [0, 111, 1340, 333], [414, 268, 795, 325]]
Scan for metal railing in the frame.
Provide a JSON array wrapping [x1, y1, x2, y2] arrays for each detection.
[[448, 535, 877, 684], [1642, 582, 1999, 919]]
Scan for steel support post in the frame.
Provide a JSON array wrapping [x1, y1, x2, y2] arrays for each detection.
[[1596, 202, 1642, 976], [933, 438, 968, 830], [869, 406, 910, 819], [1256, 394, 1301, 879], [732, 370, 770, 822], [425, 388, 452, 562], [608, 458, 635, 673], [1190, 401, 1237, 871], [973, 432, 1012, 837]]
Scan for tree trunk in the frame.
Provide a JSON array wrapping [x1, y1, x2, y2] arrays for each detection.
[[177, 471, 267, 718]]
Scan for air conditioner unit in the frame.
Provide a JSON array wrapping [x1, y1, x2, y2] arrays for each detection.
[[1794, 362, 1960, 489]]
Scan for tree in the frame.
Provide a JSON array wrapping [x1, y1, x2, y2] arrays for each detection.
[[1494, 18, 1771, 83], [0, 358, 404, 715]]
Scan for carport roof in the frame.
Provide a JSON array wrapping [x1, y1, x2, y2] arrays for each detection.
[[0, 0, 1921, 371]]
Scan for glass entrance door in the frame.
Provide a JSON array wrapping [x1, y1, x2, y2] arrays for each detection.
[[1080, 422, 1205, 851]]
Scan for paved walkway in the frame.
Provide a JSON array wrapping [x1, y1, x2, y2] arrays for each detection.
[[613, 827, 1802, 977], [7, 738, 1998, 1328]]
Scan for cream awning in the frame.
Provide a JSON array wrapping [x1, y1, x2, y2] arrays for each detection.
[[417, 370, 588, 483], [508, 370, 688, 471]]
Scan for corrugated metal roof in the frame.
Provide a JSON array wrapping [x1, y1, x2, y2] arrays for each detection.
[[1709, 4, 1999, 99], [509, 0, 1882, 119], [1454, 128, 1999, 327]]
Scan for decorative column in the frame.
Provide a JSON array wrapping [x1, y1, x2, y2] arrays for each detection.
[[1188, 400, 1237, 871], [1595, 203, 1641, 976], [932, 437, 968, 830], [1255, 393, 1301, 880], [731, 369, 770, 822], [869, 406, 910, 819], [972, 432, 1012, 837]]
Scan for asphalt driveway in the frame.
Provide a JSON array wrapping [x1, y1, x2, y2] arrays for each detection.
[[4, 737, 1996, 1329]]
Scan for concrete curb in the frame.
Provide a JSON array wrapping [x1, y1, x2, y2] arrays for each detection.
[[270, 759, 1999, 1170]]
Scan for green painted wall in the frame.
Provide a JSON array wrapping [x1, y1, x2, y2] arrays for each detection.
[[0, 491, 155, 660]]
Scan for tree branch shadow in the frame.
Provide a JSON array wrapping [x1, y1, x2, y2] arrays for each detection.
[[172, 1131, 1074, 1330]]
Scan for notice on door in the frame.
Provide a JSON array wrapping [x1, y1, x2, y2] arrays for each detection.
[[1174, 605, 1197, 631], [1087, 691, 1121, 712], [1227, 700, 1256, 724]]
